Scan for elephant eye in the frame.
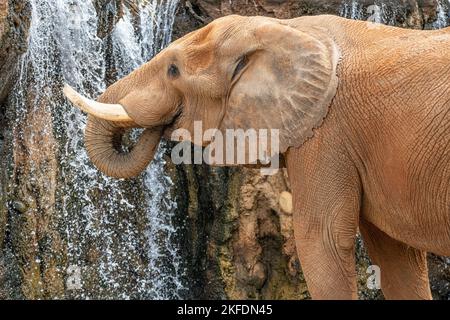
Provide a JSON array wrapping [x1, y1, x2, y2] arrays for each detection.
[[232, 55, 248, 80], [168, 64, 179, 78]]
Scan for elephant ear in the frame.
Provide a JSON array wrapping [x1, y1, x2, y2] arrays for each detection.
[[220, 22, 340, 155]]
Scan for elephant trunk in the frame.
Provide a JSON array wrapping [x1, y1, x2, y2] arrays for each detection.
[[63, 61, 173, 179], [84, 115, 162, 179]]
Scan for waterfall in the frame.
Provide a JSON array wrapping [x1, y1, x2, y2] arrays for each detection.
[[111, 2, 185, 299], [340, 0, 363, 20], [8, 0, 184, 299], [433, 0, 450, 29], [340, 0, 449, 29], [340, 0, 400, 25]]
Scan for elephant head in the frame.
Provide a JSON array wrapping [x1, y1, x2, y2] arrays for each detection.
[[64, 15, 340, 178]]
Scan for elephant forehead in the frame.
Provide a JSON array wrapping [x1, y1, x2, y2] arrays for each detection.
[[171, 15, 255, 54], [175, 16, 248, 46], [183, 43, 215, 73]]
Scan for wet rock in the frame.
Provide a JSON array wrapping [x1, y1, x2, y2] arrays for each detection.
[[12, 200, 27, 213], [0, 1, 7, 37], [279, 191, 292, 214], [428, 254, 450, 300], [0, 0, 31, 105], [186, 0, 444, 28]]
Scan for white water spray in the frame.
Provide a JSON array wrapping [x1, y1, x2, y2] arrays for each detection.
[[341, 0, 449, 28], [433, 0, 449, 29], [340, 0, 363, 20], [112, 2, 185, 299], [340, 0, 400, 25]]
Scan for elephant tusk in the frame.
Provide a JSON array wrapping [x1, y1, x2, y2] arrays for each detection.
[[63, 84, 132, 122]]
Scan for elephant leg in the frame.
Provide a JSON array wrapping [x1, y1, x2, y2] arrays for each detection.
[[292, 195, 360, 299], [287, 147, 361, 299], [359, 219, 432, 300]]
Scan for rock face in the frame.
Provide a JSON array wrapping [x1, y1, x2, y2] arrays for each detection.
[[184, 0, 442, 28], [0, 0, 31, 105], [174, 165, 310, 299], [172, 0, 450, 300], [0, 0, 33, 299]]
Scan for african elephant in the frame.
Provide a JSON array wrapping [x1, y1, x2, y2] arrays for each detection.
[[64, 15, 450, 300]]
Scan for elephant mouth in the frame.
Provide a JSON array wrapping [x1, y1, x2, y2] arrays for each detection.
[[162, 104, 184, 139]]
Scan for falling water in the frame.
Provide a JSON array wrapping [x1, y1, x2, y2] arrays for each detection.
[[433, 0, 450, 29], [340, 0, 401, 25], [340, 0, 363, 20], [8, 0, 184, 299], [340, 0, 449, 28], [111, 2, 185, 299]]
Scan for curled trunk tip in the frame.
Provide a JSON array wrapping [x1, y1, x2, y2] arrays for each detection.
[[84, 115, 162, 179]]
